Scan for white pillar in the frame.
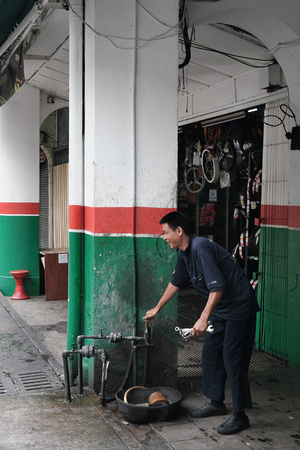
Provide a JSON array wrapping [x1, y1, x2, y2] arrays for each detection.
[[0, 84, 40, 295], [84, 0, 178, 219], [75, 0, 179, 390]]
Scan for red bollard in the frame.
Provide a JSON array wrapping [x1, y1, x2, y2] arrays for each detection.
[[10, 270, 30, 300]]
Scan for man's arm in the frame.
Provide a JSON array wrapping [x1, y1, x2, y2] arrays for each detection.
[[143, 282, 179, 322], [192, 290, 223, 336]]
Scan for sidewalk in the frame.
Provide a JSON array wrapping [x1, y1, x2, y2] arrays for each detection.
[[1, 293, 299, 449]]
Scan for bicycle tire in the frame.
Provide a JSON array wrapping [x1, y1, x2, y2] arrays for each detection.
[[214, 138, 236, 171], [201, 148, 220, 183]]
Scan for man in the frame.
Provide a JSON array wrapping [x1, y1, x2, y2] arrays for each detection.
[[143, 211, 259, 435]]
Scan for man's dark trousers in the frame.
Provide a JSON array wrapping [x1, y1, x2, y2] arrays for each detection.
[[202, 314, 256, 412]]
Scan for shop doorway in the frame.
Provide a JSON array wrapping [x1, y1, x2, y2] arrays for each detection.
[[39, 108, 69, 298], [177, 106, 265, 378], [178, 106, 264, 282]]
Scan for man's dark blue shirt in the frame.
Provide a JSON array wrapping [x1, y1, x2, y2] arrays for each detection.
[[170, 235, 259, 320]]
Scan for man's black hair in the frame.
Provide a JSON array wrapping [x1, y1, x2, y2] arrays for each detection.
[[159, 211, 192, 236]]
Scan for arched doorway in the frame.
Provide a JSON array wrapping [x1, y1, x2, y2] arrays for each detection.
[[39, 107, 69, 299]]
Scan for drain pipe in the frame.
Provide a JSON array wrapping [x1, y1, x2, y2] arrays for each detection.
[[62, 349, 73, 402], [67, 0, 84, 363], [132, 323, 152, 386], [131, 0, 139, 385]]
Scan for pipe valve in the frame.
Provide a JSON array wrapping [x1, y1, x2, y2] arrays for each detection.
[[81, 344, 95, 358], [109, 332, 123, 343]]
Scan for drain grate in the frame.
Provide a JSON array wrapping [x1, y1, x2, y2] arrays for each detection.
[[0, 379, 7, 394], [17, 371, 54, 392], [0, 369, 63, 395], [178, 338, 287, 378]]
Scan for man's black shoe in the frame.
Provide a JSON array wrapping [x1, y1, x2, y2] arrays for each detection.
[[191, 402, 227, 418], [217, 414, 250, 435]]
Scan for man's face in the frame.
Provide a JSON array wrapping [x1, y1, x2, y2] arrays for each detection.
[[162, 223, 181, 250]]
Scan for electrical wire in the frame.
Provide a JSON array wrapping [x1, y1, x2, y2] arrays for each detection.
[[189, 40, 274, 63], [280, 104, 297, 126], [64, 0, 186, 50], [180, 39, 275, 69], [138, 0, 185, 31], [262, 104, 298, 139]]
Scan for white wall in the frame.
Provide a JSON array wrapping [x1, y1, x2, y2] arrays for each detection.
[[0, 84, 40, 203]]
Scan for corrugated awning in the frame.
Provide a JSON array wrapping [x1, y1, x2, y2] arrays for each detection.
[[0, 1, 50, 105], [0, 0, 36, 49]]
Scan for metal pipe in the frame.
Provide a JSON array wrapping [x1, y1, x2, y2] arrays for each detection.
[[97, 349, 114, 406], [67, 0, 84, 377], [131, 0, 139, 381], [69, 353, 75, 387], [77, 334, 102, 394], [67, 327, 152, 401], [68, 343, 76, 386], [132, 345, 138, 386], [62, 350, 72, 402], [98, 349, 107, 405]]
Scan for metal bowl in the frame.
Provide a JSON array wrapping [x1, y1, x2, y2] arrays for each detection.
[[116, 386, 182, 424]]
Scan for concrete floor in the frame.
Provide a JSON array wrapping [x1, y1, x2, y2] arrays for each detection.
[[4, 295, 68, 369], [1, 293, 300, 449]]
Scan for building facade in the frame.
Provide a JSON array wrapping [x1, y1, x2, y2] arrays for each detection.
[[0, 1, 299, 392]]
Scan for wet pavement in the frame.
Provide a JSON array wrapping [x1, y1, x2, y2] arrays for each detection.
[[0, 293, 300, 449]]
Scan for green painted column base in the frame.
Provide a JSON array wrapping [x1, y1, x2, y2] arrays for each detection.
[[68, 233, 178, 393], [0, 216, 40, 296], [256, 225, 300, 366]]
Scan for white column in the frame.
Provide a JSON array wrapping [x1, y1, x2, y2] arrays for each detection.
[[0, 84, 40, 203], [84, 0, 178, 213]]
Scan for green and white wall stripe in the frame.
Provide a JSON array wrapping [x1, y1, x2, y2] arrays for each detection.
[[0, 85, 40, 296], [256, 99, 300, 366]]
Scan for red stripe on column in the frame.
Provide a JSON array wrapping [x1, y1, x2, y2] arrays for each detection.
[[261, 205, 300, 228], [69, 206, 176, 235], [288, 205, 300, 228], [69, 205, 83, 230], [0, 202, 39, 215], [85, 206, 134, 234], [135, 207, 176, 234]]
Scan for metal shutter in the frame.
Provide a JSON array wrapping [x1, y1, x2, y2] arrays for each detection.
[[39, 159, 49, 249]]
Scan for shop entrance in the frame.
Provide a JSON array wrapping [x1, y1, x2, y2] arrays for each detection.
[[178, 106, 264, 283], [177, 106, 269, 378]]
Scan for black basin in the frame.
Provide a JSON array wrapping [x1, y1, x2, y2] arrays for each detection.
[[116, 386, 182, 424]]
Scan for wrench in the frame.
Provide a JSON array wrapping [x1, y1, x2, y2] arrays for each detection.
[[175, 321, 214, 340]]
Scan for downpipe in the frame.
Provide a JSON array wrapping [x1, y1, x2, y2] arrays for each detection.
[[63, 323, 153, 404]]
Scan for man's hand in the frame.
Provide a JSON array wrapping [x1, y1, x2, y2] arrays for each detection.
[[143, 306, 160, 323], [192, 291, 223, 336], [143, 283, 179, 323], [192, 315, 208, 337]]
